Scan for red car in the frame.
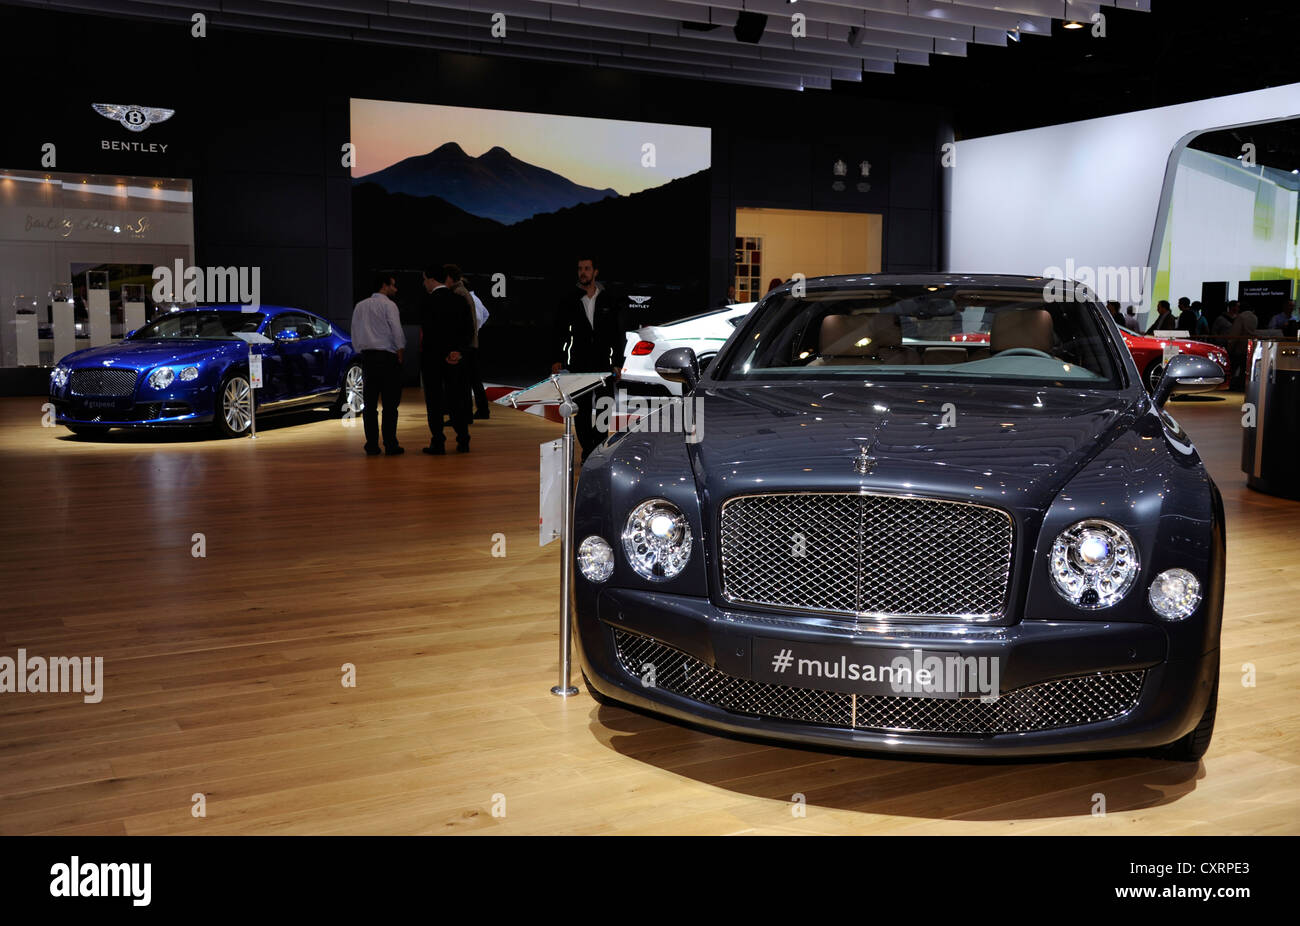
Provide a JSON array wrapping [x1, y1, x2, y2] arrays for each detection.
[[1116, 326, 1230, 393], [952, 326, 1229, 393]]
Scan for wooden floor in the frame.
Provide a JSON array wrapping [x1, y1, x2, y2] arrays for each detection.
[[0, 390, 1296, 835]]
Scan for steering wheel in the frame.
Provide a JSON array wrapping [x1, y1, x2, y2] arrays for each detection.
[[996, 347, 1054, 359]]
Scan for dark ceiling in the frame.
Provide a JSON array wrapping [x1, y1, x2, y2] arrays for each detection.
[[3, 0, 1297, 139]]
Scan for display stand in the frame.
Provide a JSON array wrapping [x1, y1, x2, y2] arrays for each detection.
[[10, 297, 38, 367], [50, 285, 74, 365], [121, 284, 146, 337], [87, 271, 110, 347], [505, 372, 608, 697]]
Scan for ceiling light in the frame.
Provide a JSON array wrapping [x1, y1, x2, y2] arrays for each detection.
[[1063, 21, 1085, 29]]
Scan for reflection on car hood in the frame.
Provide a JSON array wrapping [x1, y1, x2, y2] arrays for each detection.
[[59, 339, 242, 370], [687, 381, 1140, 512]]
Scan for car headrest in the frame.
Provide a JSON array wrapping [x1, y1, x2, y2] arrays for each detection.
[[819, 313, 901, 356], [990, 308, 1053, 355]]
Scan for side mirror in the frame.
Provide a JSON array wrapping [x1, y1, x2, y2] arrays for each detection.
[[274, 328, 301, 342], [656, 347, 700, 391], [1153, 353, 1224, 407], [124, 328, 137, 339]]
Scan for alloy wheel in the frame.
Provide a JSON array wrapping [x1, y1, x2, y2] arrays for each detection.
[[223, 377, 253, 432], [343, 364, 365, 413]]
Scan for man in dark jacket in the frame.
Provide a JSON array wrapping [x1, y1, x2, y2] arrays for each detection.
[[420, 264, 476, 454], [1147, 300, 1178, 334], [552, 256, 624, 461]]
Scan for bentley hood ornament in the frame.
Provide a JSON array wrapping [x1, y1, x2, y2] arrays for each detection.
[[853, 437, 877, 475]]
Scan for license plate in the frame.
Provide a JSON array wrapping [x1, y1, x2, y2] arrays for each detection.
[[752, 638, 997, 699]]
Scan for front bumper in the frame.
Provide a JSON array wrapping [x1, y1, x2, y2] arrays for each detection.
[[50, 396, 210, 427], [576, 587, 1218, 758]]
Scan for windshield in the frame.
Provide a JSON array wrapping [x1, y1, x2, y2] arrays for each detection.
[[715, 285, 1123, 388], [132, 311, 266, 340]]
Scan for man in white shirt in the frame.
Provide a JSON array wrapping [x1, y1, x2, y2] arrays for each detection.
[[350, 272, 406, 456], [463, 283, 491, 419]]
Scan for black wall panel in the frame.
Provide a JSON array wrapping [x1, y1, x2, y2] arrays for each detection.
[[0, 4, 952, 335]]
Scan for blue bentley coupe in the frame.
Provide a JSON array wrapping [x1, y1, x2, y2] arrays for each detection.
[[48, 306, 364, 437]]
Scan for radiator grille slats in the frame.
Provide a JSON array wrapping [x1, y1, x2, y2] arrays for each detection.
[[613, 629, 1144, 735], [69, 368, 138, 396], [720, 492, 1014, 620]]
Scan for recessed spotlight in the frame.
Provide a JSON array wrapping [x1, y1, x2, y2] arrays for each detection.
[[1063, 20, 1085, 29]]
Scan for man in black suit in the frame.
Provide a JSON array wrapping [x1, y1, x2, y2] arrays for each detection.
[[1146, 300, 1178, 334], [420, 264, 476, 454], [552, 256, 624, 461]]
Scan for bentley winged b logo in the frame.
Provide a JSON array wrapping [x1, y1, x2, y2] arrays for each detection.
[[92, 103, 175, 133]]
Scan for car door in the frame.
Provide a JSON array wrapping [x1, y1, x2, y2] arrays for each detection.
[[268, 312, 328, 400]]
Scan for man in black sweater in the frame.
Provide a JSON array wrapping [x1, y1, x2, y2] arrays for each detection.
[[420, 264, 476, 454], [552, 256, 624, 461]]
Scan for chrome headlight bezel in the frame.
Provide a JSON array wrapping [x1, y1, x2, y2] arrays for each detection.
[[1049, 518, 1140, 610], [49, 365, 69, 389], [179, 365, 199, 381], [622, 498, 692, 581], [148, 366, 175, 389]]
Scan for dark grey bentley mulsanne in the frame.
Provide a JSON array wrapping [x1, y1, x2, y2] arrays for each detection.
[[572, 274, 1225, 760]]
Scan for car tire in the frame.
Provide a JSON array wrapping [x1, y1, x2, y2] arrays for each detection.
[[66, 424, 109, 437], [335, 362, 364, 417], [1164, 664, 1218, 762], [1144, 358, 1165, 394], [215, 372, 254, 437]]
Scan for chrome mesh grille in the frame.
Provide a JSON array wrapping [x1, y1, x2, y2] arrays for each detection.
[[613, 629, 1144, 735], [69, 368, 138, 396], [719, 492, 1014, 620]]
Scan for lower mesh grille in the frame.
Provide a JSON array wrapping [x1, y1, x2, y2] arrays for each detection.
[[613, 629, 1144, 735]]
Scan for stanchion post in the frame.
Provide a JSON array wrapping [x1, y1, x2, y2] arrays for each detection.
[[552, 380, 579, 697]]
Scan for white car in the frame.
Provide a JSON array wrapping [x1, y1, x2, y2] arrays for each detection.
[[620, 302, 756, 396]]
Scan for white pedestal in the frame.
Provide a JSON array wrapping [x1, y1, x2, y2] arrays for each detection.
[[13, 315, 38, 366], [123, 301, 146, 337], [88, 290, 111, 346], [51, 301, 75, 362]]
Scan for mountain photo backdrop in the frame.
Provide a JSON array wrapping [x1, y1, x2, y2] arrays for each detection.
[[349, 98, 712, 380]]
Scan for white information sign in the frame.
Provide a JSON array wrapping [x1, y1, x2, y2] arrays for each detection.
[[540, 438, 564, 546], [1162, 344, 1180, 363], [249, 351, 263, 388]]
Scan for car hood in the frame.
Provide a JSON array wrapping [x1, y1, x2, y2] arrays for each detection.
[[684, 380, 1142, 514], [60, 339, 241, 370]]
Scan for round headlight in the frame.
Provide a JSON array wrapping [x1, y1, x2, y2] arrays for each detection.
[[577, 535, 614, 583], [148, 367, 174, 389], [1049, 519, 1139, 609], [179, 366, 199, 381], [1148, 568, 1201, 621], [50, 366, 69, 388], [622, 498, 692, 581]]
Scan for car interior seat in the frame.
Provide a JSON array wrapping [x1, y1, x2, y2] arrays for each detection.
[[990, 308, 1055, 355], [811, 313, 920, 365]]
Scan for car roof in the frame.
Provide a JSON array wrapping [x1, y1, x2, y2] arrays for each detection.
[[167, 305, 312, 317], [771, 273, 1081, 292]]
